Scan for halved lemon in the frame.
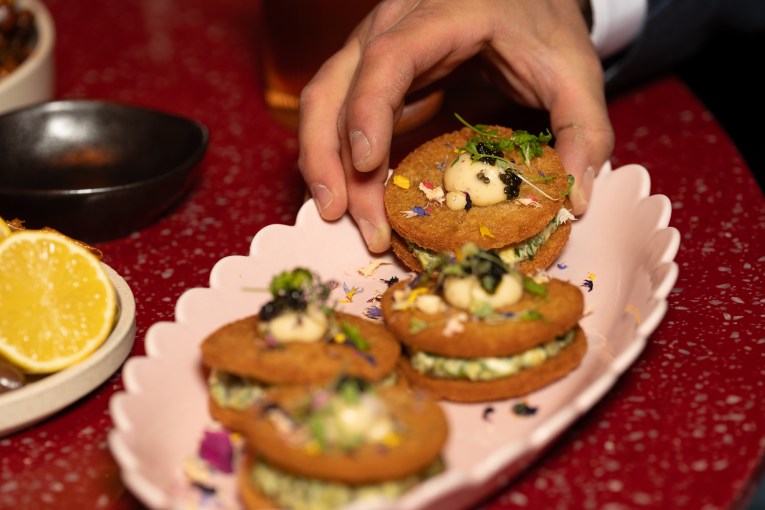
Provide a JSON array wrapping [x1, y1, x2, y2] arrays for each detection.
[[0, 230, 117, 373]]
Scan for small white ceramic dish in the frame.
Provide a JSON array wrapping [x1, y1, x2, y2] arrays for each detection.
[[0, 0, 56, 116], [109, 163, 680, 509], [0, 264, 136, 436]]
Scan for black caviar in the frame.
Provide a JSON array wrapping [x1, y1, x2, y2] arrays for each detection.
[[259, 288, 307, 322], [474, 141, 504, 165], [499, 170, 523, 199], [462, 250, 507, 294]]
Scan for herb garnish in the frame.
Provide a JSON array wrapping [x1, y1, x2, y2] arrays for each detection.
[[269, 267, 313, 296], [453, 114, 563, 201], [443, 243, 513, 294], [259, 267, 333, 321], [338, 321, 369, 350], [409, 317, 430, 334], [454, 113, 552, 166], [523, 277, 547, 298]]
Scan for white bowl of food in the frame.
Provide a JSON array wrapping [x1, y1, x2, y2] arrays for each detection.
[[0, 0, 55, 115]]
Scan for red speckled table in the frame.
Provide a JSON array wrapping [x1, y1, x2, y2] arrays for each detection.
[[2, 1, 764, 509]]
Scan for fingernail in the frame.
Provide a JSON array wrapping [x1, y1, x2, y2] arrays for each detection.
[[358, 218, 387, 252], [570, 166, 595, 215], [350, 130, 370, 167], [311, 184, 333, 213], [582, 165, 595, 195]]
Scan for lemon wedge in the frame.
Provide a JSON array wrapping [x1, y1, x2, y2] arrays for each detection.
[[0, 230, 117, 373]]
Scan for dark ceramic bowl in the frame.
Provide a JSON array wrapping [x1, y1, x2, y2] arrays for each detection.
[[0, 100, 209, 243]]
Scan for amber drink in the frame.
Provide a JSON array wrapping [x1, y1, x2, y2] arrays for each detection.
[[259, 1, 373, 128]]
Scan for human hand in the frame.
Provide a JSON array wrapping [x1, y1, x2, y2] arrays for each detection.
[[298, 0, 614, 253]]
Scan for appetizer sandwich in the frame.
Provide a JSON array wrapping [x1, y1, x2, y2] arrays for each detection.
[[384, 118, 575, 274], [381, 243, 587, 403], [237, 377, 448, 510], [201, 268, 401, 429]]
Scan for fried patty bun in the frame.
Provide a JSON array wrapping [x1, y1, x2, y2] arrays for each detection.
[[236, 379, 447, 510]]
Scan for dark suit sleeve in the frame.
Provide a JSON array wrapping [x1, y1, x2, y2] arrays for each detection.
[[604, 0, 765, 93]]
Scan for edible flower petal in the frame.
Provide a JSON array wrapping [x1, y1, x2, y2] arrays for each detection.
[[419, 181, 445, 203], [515, 196, 541, 208], [442, 312, 468, 336], [341, 283, 363, 303], [358, 259, 390, 276], [199, 429, 234, 474], [363, 305, 383, 320], [393, 175, 410, 189], [401, 206, 429, 218]]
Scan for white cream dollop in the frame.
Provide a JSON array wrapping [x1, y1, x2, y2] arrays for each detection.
[[442, 272, 524, 311], [415, 293, 447, 315], [443, 153, 507, 209], [260, 304, 328, 343], [333, 394, 394, 442]]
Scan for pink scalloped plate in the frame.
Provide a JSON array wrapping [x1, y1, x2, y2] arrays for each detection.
[[109, 163, 680, 510]]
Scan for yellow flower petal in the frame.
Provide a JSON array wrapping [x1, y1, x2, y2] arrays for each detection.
[[479, 225, 495, 238], [407, 287, 429, 303], [303, 441, 322, 456], [381, 433, 402, 448], [392, 175, 410, 189]]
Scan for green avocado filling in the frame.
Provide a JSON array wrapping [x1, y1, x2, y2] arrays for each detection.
[[496, 208, 570, 265], [410, 330, 575, 381], [411, 208, 569, 271], [251, 457, 444, 510], [208, 370, 399, 412], [208, 369, 267, 411]]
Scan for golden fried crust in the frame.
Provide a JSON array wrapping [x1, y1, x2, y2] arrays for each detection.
[[390, 230, 425, 272], [381, 278, 584, 358], [201, 313, 400, 385], [238, 453, 279, 510], [239, 385, 448, 484], [209, 396, 255, 433], [398, 327, 587, 403], [384, 126, 570, 253]]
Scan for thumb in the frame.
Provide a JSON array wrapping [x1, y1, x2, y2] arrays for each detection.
[[550, 115, 613, 216]]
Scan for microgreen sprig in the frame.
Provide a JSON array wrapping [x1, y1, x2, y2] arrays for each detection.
[[454, 113, 552, 166], [453, 113, 562, 201], [434, 243, 513, 295]]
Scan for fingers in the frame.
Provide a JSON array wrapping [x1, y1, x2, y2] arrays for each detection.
[[299, 46, 392, 252], [343, 3, 489, 173], [547, 62, 614, 216], [298, 43, 361, 221], [325, 1, 491, 251], [345, 165, 393, 253], [554, 125, 611, 216], [336, 99, 393, 253], [298, 0, 434, 251], [480, 0, 613, 215]]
